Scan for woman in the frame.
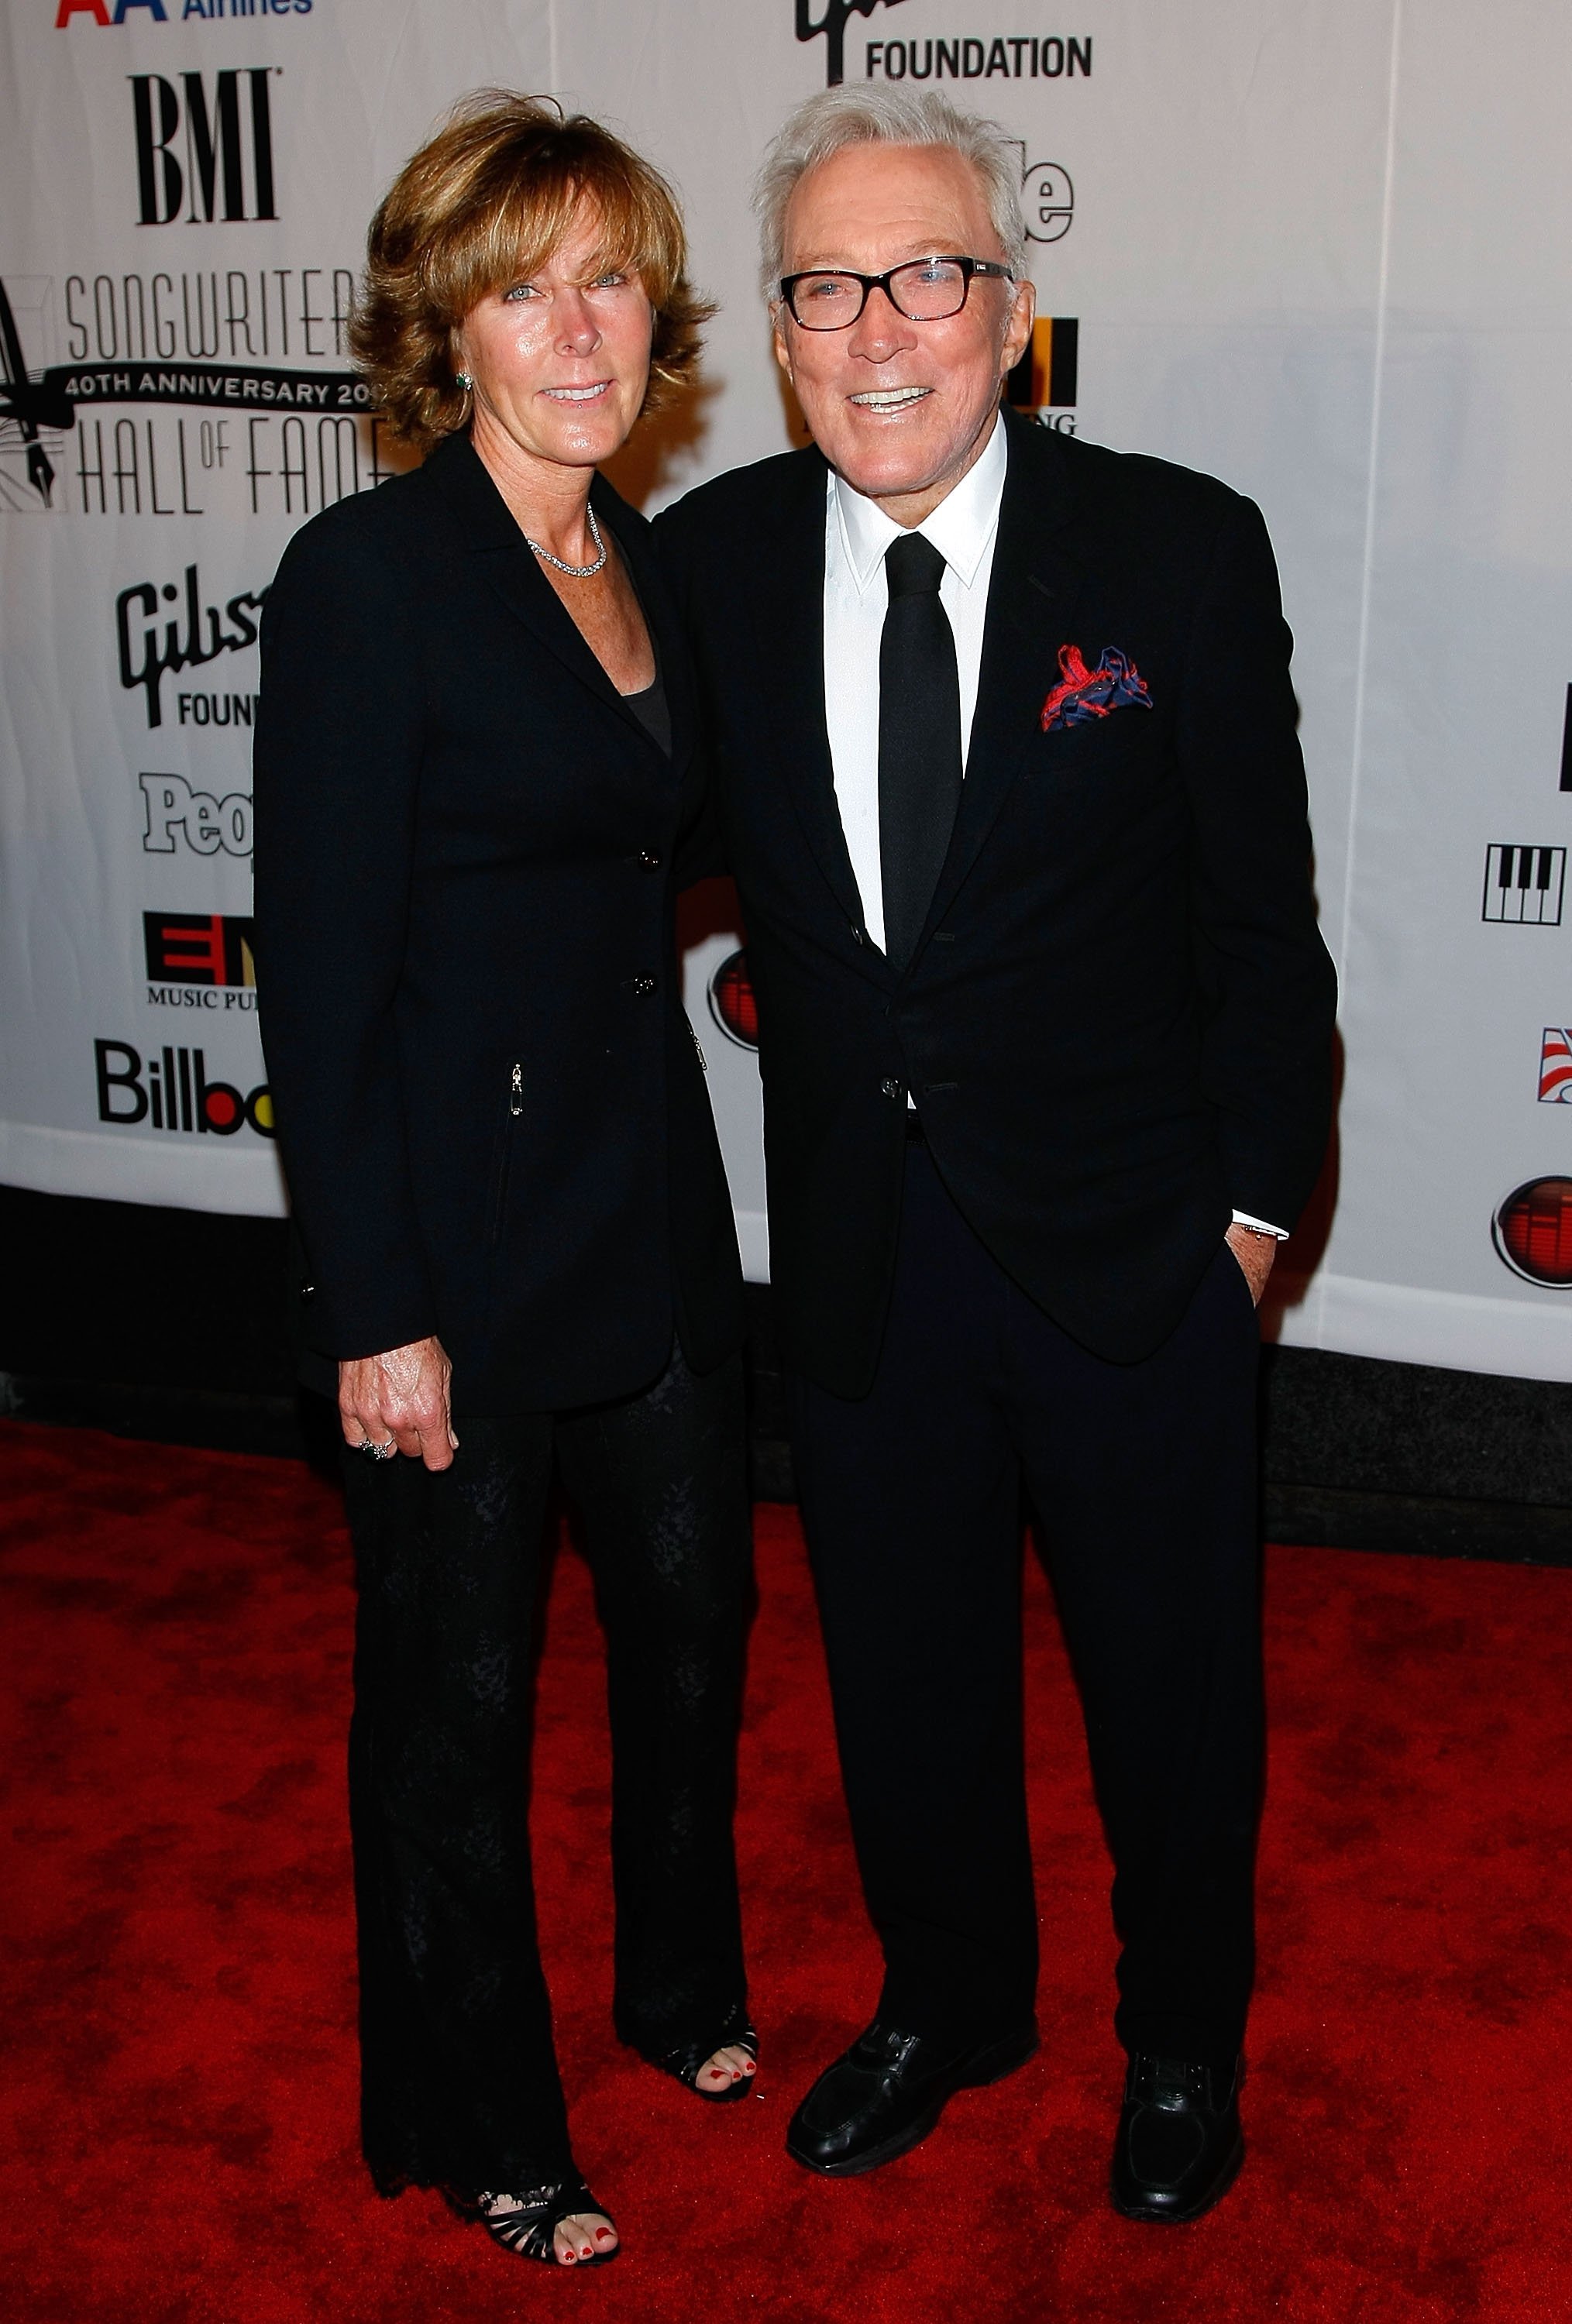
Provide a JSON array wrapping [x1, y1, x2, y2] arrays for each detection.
[[253, 93, 755, 2271]]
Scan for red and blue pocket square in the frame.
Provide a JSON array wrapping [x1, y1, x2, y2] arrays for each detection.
[[1040, 643, 1154, 733]]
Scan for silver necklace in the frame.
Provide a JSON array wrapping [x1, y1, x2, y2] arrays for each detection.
[[523, 504, 606, 579]]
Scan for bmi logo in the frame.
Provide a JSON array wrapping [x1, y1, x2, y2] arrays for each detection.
[[132, 70, 278, 225], [95, 1038, 273, 1136]]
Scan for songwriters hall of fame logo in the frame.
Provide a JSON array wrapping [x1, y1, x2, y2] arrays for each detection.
[[0, 70, 374, 511]]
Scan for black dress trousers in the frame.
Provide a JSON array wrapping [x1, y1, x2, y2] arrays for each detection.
[[789, 1142, 1263, 2071], [343, 1341, 751, 2201]]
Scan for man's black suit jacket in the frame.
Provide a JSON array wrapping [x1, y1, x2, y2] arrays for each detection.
[[656, 407, 1336, 1394], [253, 431, 742, 1412]]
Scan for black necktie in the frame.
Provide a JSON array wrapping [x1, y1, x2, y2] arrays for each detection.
[[878, 531, 961, 968]]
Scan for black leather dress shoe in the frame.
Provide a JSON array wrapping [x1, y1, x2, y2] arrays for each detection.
[[1110, 2053, 1244, 2222], [786, 2017, 1039, 2177]]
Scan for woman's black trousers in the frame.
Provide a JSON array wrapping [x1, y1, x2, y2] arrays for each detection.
[[339, 1342, 750, 2199]]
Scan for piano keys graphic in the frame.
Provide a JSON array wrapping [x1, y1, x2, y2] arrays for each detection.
[[1481, 844, 1566, 926]]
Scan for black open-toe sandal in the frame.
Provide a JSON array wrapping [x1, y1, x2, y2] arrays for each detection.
[[475, 2181, 619, 2266], [655, 2023, 759, 2104]]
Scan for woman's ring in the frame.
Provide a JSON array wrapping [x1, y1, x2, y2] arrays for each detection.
[[359, 1439, 397, 1460]]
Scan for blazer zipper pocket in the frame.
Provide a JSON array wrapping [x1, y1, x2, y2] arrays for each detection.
[[688, 1020, 708, 1071], [488, 1061, 523, 1246]]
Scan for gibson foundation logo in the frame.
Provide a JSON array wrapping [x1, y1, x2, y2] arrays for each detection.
[[795, 0, 1093, 87], [797, 0, 906, 86], [118, 564, 269, 728]]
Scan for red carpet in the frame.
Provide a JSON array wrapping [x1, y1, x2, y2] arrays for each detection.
[[4, 1423, 1572, 2322]]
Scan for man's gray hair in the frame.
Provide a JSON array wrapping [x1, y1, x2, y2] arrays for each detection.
[[754, 84, 1027, 301]]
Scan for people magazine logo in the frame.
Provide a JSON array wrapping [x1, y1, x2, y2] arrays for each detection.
[[1493, 1179, 1572, 1288], [95, 1039, 273, 1137], [707, 952, 760, 1049], [796, 1, 1092, 89], [141, 772, 253, 855]]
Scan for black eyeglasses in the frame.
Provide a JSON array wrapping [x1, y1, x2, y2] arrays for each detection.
[[778, 255, 1014, 330]]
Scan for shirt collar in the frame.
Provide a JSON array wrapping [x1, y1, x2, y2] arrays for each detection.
[[831, 408, 1008, 596]]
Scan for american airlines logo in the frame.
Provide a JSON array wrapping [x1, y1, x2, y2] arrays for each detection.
[[57, 1, 313, 27]]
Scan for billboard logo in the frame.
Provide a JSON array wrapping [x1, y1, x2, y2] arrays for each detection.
[[1006, 317, 1078, 422], [143, 910, 254, 987], [131, 70, 278, 225], [1482, 844, 1565, 927], [1539, 1029, 1572, 1104], [95, 1038, 272, 1136], [708, 951, 759, 1048], [1494, 1177, 1572, 1286]]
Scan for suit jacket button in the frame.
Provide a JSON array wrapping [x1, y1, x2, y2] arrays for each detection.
[[638, 850, 662, 870], [299, 1281, 315, 1304], [880, 1078, 903, 1101], [633, 975, 658, 996]]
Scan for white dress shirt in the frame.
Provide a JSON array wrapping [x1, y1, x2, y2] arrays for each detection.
[[819, 411, 1285, 1241], [824, 410, 1006, 954]]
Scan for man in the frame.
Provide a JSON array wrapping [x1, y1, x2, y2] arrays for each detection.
[[657, 86, 1336, 2222]]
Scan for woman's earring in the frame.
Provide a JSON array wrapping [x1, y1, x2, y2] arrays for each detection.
[[456, 370, 472, 391]]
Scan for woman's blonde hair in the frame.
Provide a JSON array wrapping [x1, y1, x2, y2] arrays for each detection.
[[351, 91, 712, 451]]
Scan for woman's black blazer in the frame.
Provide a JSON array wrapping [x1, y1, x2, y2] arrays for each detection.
[[252, 431, 743, 1412]]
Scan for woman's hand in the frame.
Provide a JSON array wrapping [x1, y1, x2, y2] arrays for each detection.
[[339, 1337, 459, 1471]]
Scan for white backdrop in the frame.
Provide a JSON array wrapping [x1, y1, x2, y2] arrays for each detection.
[[4, 0, 1572, 1379]]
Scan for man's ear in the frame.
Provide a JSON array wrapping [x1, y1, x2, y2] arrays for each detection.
[[1000, 276, 1036, 380], [771, 308, 794, 381]]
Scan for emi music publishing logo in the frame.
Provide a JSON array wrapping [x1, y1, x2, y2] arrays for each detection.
[[143, 908, 256, 1005]]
